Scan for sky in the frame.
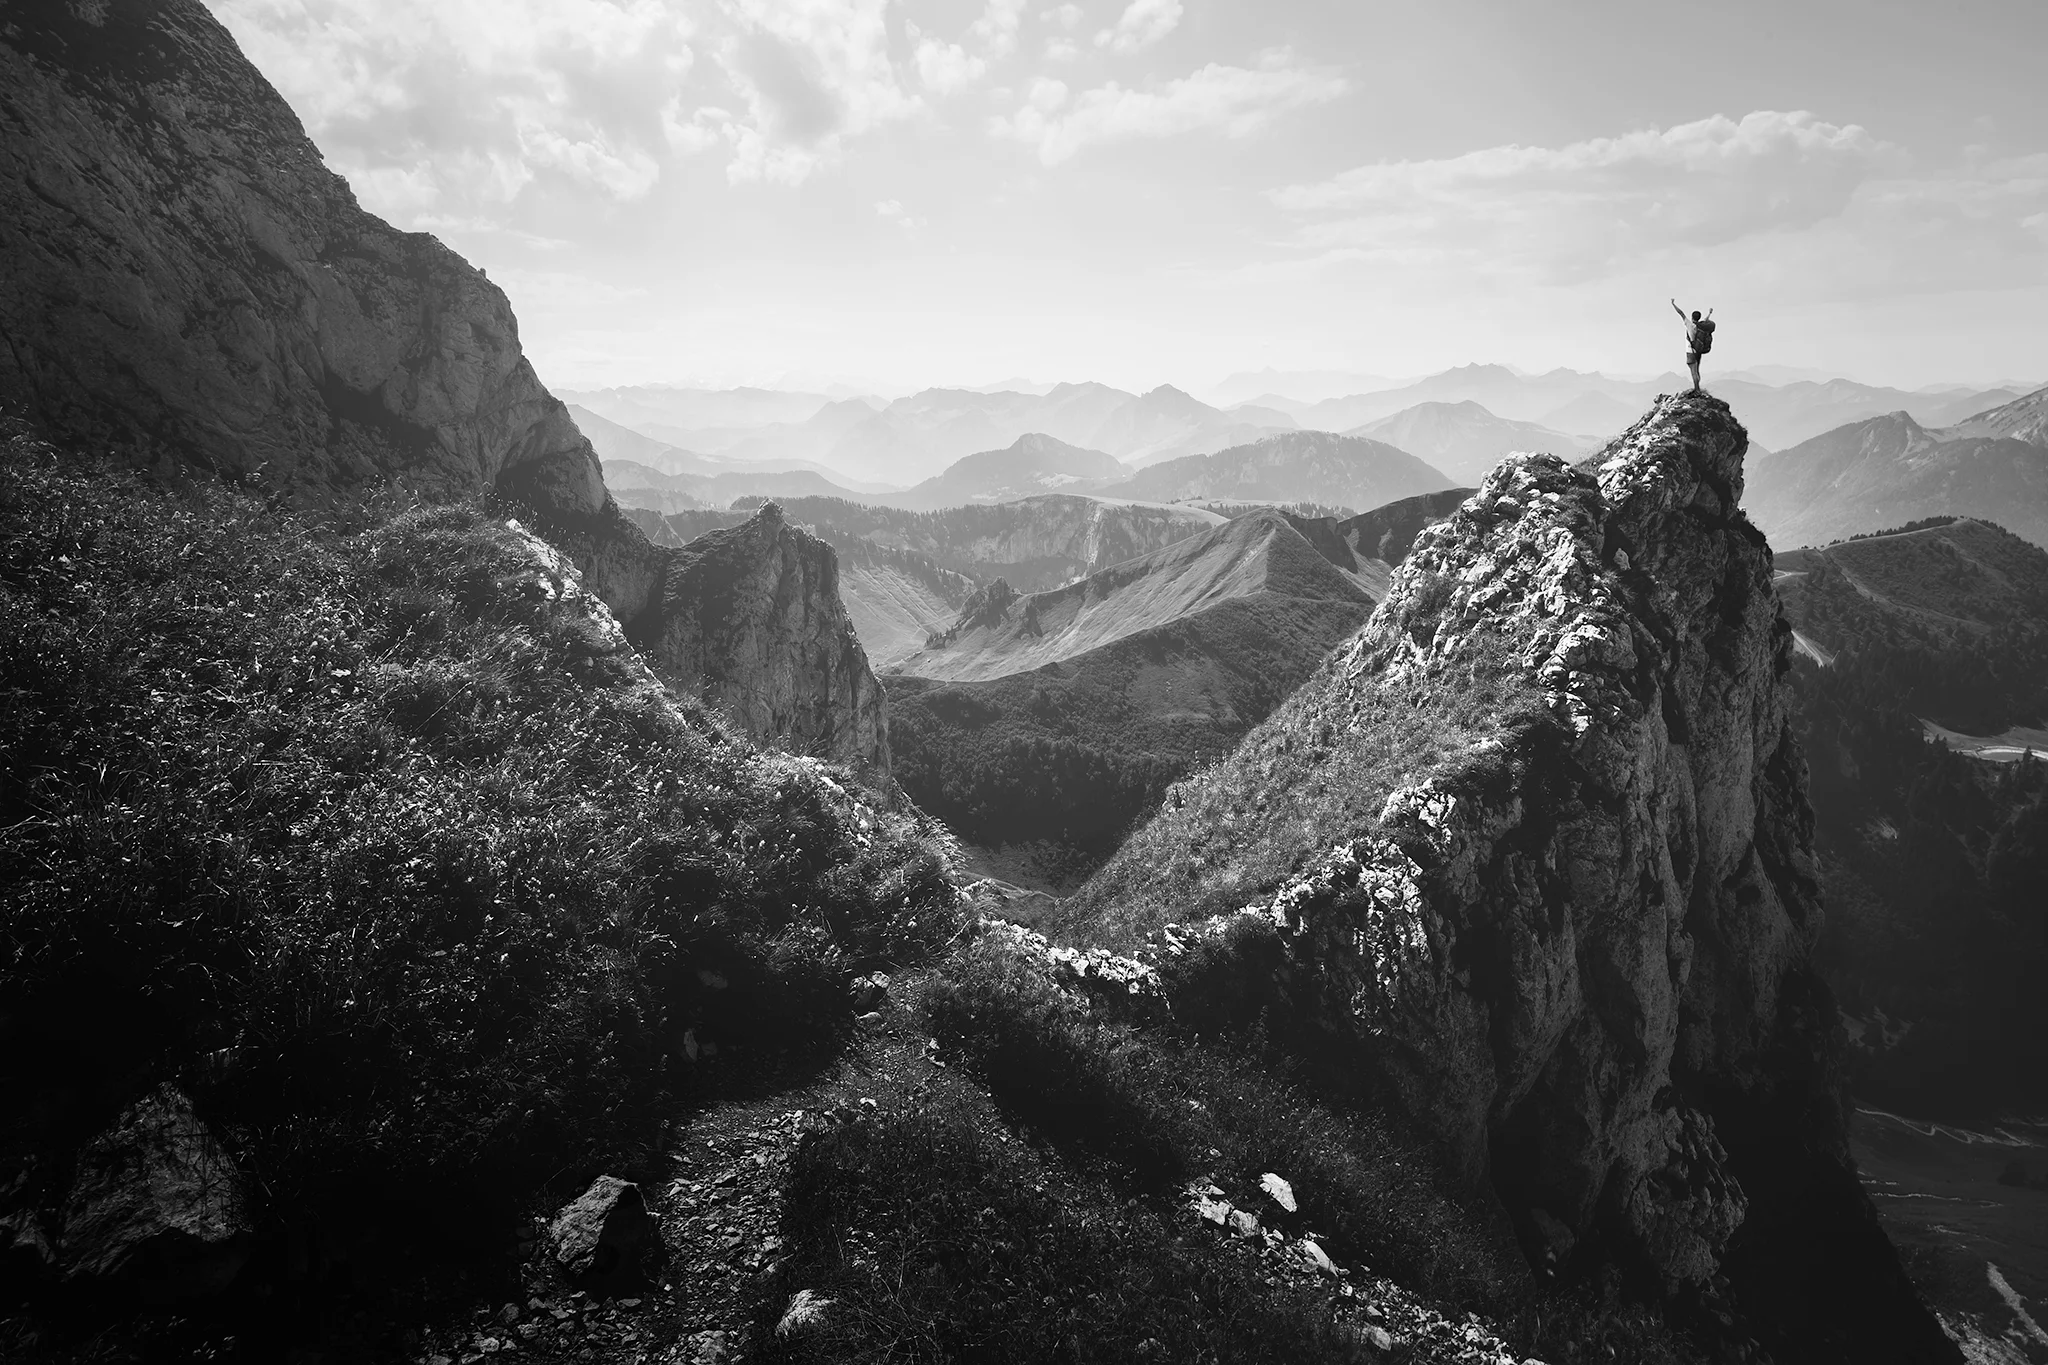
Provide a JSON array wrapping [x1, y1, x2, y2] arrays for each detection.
[[208, 0, 2048, 396]]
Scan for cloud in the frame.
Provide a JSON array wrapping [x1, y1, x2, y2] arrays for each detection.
[[686, 0, 922, 185], [910, 28, 987, 94], [1045, 37, 1079, 61], [210, 0, 692, 220], [1044, 3, 1082, 30], [994, 53, 1347, 165], [1269, 111, 1899, 279], [972, 0, 1029, 56], [1095, 0, 1180, 54], [874, 197, 926, 228], [1262, 114, 2047, 301]]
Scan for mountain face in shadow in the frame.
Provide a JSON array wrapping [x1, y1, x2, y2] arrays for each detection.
[[0, 0, 888, 772], [1772, 517, 2048, 1119]]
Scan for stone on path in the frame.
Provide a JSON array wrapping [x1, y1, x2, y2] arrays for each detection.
[[550, 1176, 658, 1282]]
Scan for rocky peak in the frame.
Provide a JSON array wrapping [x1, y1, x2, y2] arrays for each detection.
[[637, 507, 887, 777], [0, 2, 887, 774], [938, 578, 1023, 643], [1075, 392, 1954, 1361]]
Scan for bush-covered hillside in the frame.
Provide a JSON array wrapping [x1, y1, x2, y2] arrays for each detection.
[[0, 425, 958, 1335], [888, 593, 1348, 882], [1778, 518, 2048, 1112]]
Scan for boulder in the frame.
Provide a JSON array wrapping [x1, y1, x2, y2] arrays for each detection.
[[58, 1086, 251, 1300], [549, 1176, 657, 1284]]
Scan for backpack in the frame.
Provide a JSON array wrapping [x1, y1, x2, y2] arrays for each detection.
[[1693, 318, 1715, 354]]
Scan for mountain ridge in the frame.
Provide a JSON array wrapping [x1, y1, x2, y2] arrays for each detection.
[[1056, 393, 1955, 1363], [0, 0, 889, 772]]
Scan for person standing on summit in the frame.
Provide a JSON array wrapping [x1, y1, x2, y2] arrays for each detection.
[[1671, 299, 1715, 392]]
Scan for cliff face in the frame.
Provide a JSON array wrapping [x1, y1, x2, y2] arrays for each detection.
[[1076, 394, 1953, 1361], [640, 504, 888, 775], [0, 1, 887, 773]]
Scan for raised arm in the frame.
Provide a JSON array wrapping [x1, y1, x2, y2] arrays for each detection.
[[1670, 298, 1686, 320]]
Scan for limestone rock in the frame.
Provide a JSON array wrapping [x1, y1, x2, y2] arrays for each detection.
[[637, 504, 888, 776], [0, 3, 887, 774], [1097, 393, 1956, 1360], [57, 1086, 250, 1300], [549, 1176, 657, 1283]]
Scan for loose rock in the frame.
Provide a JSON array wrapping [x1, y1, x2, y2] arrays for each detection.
[[550, 1177, 658, 1284], [57, 1085, 251, 1300]]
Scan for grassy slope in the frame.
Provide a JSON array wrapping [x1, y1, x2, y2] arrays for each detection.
[[1060, 619, 1548, 950], [889, 589, 1374, 878], [0, 427, 957, 1321], [887, 516, 1377, 880], [745, 941, 1707, 1365]]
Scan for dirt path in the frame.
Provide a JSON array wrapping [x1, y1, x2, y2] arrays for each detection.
[[411, 983, 951, 1365]]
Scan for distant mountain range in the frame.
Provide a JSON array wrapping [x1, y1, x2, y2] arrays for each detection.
[[1744, 387, 2048, 549], [1098, 430, 1453, 511], [1255, 364, 2022, 451], [887, 510, 1386, 872], [889, 433, 1127, 510], [566, 382, 1300, 485], [1347, 400, 1595, 483], [638, 494, 1224, 664]]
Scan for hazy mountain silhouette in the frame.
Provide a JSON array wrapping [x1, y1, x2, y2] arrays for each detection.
[[884, 433, 1128, 510], [1349, 400, 1595, 483], [1098, 430, 1454, 511], [1744, 389, 2048, 549]]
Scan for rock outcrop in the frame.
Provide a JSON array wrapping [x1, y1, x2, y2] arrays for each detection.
[[58, 1086, 251, 1301], [637, 504, 888, 774], [1075, 394, 1955, 1362], [0, 1, 887, 772], [549, 1176, 658, 1285]]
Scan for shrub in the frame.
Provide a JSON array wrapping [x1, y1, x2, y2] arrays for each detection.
[[0, 432, 958, 1312], [755, 1103, 1352, 1365], [923, 940, 1524, 1313]]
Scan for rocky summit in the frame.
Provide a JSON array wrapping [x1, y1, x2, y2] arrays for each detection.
[[1074, 393, 1956, 1362], [636, 502, 887, 774], [0, 1, 886, 772]]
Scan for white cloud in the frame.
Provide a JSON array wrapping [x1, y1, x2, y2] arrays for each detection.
[[972, 0, 1029, 56], [692, 0, 922, 185], [1045, 3, 1083, 30], [211, 0, 693, 219], [994, 53, 1347, 165], [875, 197, 926, 228], [1045, 37, 1079, 61], [1270, 111, 1896, 277], [1263, 114, 2048, 301], [1095, 0, 1180, 54], [910, 26, 987, 94]]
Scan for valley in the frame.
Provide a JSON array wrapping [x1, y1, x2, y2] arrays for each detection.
[[4, 4, 2046, 1364]]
